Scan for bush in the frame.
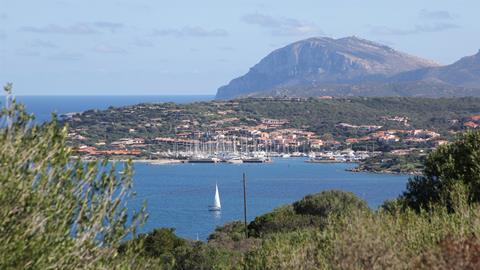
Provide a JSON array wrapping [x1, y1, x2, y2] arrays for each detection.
[[0, 84, 146, 269], [402, 130, 480, 211], [209, 221, 246, 242], [415, 236, 480, 269], [293, 190, 369, 217], [244, 229, 329, 270], [380, 198, 407, 214], [248, 205, 317, 237], [140, 228, 187, 258], [174, 242, 237, 270], [248, 191, 369, 238]]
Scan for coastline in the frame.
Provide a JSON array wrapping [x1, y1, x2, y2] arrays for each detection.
[[132, 159, 185, 165], [75, 155, 421, 175], [77, 157, 185, 165], [347, 167, 421, 176]]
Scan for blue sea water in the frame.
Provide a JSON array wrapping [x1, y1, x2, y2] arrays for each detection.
[[129, 159, 409, 240], [4, 96, 409, 240]]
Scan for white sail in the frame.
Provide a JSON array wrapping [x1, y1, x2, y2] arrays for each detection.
[[213, 183, 221, 209]]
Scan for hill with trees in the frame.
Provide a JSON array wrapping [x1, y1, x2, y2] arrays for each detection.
[[66, 96, 480, 145]]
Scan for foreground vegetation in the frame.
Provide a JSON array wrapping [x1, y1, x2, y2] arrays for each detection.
[[0, 84, 147, 269], [3, 84, 480, 269]]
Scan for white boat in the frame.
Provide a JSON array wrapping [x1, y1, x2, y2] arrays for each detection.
[[226, 158, 243, 164], [209, 183, 221, 211]]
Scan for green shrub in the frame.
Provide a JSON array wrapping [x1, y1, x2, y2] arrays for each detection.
[[380, 198, 407, 214], [414, 236, 480, 270], [293, 190, 369, 217], [248, 191, 369, 238], [248, 205, 317, 237], [174, 242, 238, 270], [402, 130, 480, 211], [332, 203, 480, 270], [131, 228, 187, 258], [244, 229, 330, 270], [0, 84, 146, 269], [209, 221, 246, 242]]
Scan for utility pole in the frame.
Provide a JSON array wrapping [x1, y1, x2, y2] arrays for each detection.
[[243, 172, 248, 238]]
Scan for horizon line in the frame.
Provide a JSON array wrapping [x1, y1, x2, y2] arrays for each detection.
[[0, 94, 217, 97]]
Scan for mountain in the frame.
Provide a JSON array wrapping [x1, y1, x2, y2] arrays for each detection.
[[392, 50, 480, 88], [215, 36, 439, 99]]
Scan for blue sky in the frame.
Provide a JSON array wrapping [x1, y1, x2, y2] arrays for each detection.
[[0, 0, 479, 95]]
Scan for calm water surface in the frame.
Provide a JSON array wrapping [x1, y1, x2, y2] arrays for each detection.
[[129, 158, 409, 240]]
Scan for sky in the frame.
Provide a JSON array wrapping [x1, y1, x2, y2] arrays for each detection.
[[0, 0, 479, 95]]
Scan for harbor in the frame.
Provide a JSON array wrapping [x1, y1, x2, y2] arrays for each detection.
[[141, 139, 378, 164], [163, 149, 378, 164]]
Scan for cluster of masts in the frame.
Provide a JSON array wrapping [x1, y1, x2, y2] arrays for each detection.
[[161, 138, 306, 163]]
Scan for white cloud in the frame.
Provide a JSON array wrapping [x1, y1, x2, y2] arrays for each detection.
[[16, 49, 41, 57], [93, 21, 125, 33], [241, 13, 322, 36], [152, 26, 228, 38], [133, 38, 155, 47], [19, 22, 125, 35], [419, 9, 454, 20], [48, 52, 83, 61], [20, 23, 97, 35], [219, 46, 235, 51], [28, 39, 58, 48], [92, 43, 127, 54], [370, 23, 459, 36]]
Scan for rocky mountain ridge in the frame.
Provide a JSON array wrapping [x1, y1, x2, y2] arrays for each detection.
[[215, 37, 480, 99]]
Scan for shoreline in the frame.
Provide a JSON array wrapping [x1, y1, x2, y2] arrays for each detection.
[[76, 156, 421, 175], [347, 167, 421, 176], [132, 159, 185, 165], [77, 157, 185, 165]]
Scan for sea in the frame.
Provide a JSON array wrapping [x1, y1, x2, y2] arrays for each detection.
[[130, 160, 408, 240], [7, 95, 410, 240]]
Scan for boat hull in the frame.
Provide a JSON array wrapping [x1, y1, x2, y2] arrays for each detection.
[[305, 159, 343, 163], [188, 159, 218, 163], [226, 159, 243, 164]]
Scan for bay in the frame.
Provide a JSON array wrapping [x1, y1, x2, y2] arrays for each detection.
[[129, 158, 409, 240]]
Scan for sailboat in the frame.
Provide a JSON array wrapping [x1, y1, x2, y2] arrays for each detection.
[[209, 183, 221, 211]]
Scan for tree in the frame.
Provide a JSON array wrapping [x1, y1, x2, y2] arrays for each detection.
[[0, 84, 146, 269], [401, 130, 480, 211], [293, 190, 369, 217], [135, 228, 187, 258], [248, 190, 369, 237], [248, 205, 312, 237]]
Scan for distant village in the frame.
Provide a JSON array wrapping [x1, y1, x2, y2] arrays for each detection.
[[66, 99, 480, 163]]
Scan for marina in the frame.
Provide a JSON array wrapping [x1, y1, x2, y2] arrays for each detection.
[[150, 140, 376, 164]]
